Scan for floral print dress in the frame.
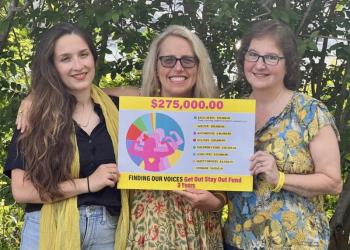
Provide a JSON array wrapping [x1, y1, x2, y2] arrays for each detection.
[[126, 190, 223, 249], [224, 92, 339, 250]]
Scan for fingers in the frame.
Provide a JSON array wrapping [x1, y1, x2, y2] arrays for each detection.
[[250, 151, 280, 185], [172, 189, 186, 196], [107, 171, 119, 183], [250, 158, 270, 175], [103, 164, 119, 183], [16, 110, 27, 133], [173, 189, 222, 212], [172, 188, 206, 207], [16, 98, 32, 133], [172, 189, 196, 206], [16, 110, 22, 129], [172, 189, 196, 199], [250, 150, 269, 162], [89, 164, 119, 192], [17, 111, 28, 133]]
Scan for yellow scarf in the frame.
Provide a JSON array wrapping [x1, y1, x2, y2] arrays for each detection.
[[39, 85, 129, 250]]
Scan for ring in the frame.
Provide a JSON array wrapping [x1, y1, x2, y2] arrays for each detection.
[[19, 110, 23, 114]]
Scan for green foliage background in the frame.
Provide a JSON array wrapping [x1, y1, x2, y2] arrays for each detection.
[[1, 0, 349, 248]]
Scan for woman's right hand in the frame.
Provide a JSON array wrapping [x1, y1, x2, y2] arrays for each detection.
[[173, 188, 225, 212], [88, 164, 119, 192], [16, 95, 33, 132], [250, 151, 279, 186]]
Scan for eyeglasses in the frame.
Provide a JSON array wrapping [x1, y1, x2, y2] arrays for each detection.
[[245, 51, 285, 65], [158, 56, 199, 68]]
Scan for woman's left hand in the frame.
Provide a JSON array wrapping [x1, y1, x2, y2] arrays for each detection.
[[16, 96, 32, 133], [250, 151, 279, 186], [173, 188, 223, 212]]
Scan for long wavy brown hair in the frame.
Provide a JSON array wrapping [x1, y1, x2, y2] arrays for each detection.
[[19, 23, 97, 201]]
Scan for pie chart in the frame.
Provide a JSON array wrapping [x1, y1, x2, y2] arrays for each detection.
[[126, 113, 185, 172]]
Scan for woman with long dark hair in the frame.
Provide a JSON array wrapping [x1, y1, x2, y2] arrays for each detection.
[[5, 23, 128, 250]]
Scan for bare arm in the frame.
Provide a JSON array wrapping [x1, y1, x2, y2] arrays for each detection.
[[102, 86, 140, 97], [251, 126, 342, 198], [16, 86, 140, 132], [11, 169, 87, 203], [283, 126, 342, 197], [11, 163, 119, 204]]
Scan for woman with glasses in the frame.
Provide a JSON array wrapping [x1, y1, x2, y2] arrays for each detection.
[[16, 25, 225, 249], [124, 25, 224, 249], [103, 25, 225, 249], [223, 19, 342, 250]]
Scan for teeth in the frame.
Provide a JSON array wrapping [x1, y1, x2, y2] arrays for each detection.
[[169, 76, 186, 82], [72, 73, 86, 80], [253, 73, 267, 77]]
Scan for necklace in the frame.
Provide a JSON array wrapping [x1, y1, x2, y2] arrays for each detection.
[[252, 89, 284, 130], [76, 102, 94, 128]]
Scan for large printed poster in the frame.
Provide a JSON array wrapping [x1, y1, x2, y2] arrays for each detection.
[[117, 96, 255, 191]]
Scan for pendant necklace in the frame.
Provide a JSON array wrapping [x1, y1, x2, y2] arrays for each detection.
[[77, 102, 94, 128]]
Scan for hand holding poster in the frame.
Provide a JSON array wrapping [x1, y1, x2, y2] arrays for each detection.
[[117, 96, 255, 191]]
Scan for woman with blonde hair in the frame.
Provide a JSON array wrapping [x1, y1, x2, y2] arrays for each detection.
[[125, 25, 224, 249], [141, 25, 217, 98]]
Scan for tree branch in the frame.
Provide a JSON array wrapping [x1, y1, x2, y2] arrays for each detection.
[[0, 0, 31, 53], [12, 29, 30, 87], [296, 0, 316, 34], [259, 0, 274, 13], [0, 0, 19, 53], [329, 175, 350, 249]]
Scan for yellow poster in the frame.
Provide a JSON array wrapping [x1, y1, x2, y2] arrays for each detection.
[[117, 96, 255, 191]]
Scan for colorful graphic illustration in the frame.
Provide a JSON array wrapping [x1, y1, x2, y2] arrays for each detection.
[[118, 96, 255, 191], [126, 113, 185, 172]]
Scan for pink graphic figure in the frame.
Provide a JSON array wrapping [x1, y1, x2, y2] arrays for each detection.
[[129, 129, 183, 172], [158, 130, 184, 170]]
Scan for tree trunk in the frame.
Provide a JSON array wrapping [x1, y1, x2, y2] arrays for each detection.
[[0, 0, 19, 53], [329, 176, 350, 250]]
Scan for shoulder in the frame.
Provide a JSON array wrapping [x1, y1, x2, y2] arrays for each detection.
[[292, 92, 330, 115], [291, 92, 339, 141], [293, 92, 324, 106]]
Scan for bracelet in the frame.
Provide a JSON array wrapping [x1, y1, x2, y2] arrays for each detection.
[[87, 176, 91, 193], [212, 192, 227, 212], [272, 171, 285, 192]]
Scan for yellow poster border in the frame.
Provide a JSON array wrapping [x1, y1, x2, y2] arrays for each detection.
[[120, 96, 255, 113], [118, 173, 253, 191]]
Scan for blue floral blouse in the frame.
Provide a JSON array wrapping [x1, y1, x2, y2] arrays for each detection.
[[224, 92, 339, 250]]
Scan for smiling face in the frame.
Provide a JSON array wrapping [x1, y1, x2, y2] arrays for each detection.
[[157, 35, 198, 97], [53, 34, 95, 95], [244, 36, 286, 91]]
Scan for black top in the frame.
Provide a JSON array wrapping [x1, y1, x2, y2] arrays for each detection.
[[5, 96, 121, 215]]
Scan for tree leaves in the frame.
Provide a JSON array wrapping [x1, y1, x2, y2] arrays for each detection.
[[0, 0, 349, 248]]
